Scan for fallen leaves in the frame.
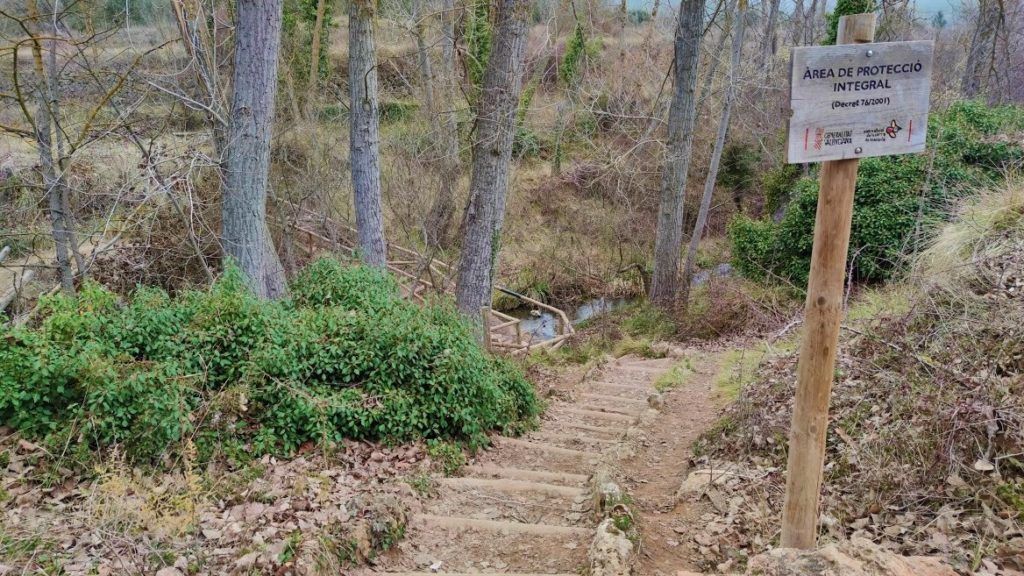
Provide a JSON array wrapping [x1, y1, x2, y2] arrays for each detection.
[[0, 436, 423, 575]]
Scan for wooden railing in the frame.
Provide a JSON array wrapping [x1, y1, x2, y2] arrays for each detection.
[[288, 205, 574, 354]]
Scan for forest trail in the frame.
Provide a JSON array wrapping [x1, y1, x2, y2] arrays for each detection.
[[361, 350, 724, 576]]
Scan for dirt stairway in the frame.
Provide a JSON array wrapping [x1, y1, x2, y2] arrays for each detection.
[[361, 355, 677, 576]]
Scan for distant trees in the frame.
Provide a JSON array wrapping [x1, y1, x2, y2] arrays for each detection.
[[222, 0, 289, 299], [649, 0, 704, 309], [349, 0, 388, 267], [455, 0, 530, 314]]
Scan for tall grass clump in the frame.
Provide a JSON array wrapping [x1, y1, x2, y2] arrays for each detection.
[[0, 258, 540, 468]]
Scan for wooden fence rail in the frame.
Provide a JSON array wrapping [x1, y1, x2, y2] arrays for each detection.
[[287, 204, 574, 354]]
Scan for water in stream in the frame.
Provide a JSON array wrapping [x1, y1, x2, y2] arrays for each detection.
[[508, 263, 733, 340], [510, 297, 634, 340]]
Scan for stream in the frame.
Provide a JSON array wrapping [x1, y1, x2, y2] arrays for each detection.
[[508, 263, 732, 340]]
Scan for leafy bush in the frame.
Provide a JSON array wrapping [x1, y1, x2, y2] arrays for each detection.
[[513, 126, 542, 158], [379, 100, 419, 124], [731, 101, 1024, 286], [621, 303, 676, 340], [0, 259, 539, 467], [825, 0, 877, 45], [282, 0, 335, 90], [728, 216, 777, 281], [760, 163, 801, 217]]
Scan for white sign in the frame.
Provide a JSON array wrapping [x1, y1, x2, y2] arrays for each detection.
[[787, 40, 934, 164]]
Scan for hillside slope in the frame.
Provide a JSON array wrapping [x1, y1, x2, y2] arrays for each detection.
[[691, 182, 1024, 572]]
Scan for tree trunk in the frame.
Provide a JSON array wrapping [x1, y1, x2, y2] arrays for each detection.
[[792, 0, 806, 46], [805, 0, 820, 44], [418, 0, 463, 248], [349, 0, 388, 267], [304, 0, 328, 119], [29, 3, 74, 293], [760, 0, 780, 76], [961, 0, 1002, 99], [619, 0, 628, 61], [412, 0, 438, 129], [648, 0, 704, 309], [454, 0, 530, 315], [681, 0, 748, 310], [222, 0, 288, 299], [44, 5, 87, 279], [696, 0, 735, 115]]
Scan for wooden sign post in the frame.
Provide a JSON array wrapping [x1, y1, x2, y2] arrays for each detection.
[[782, 12, 929, 545]]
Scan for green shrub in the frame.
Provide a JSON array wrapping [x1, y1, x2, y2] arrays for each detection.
[[426, 440, 466, 475], [728, 216, 777, 281], [731, 101, 1024, 286], [825, 0, 876, 45], [760, 163, 801, 217], [622, 303, 676, 340], [379, 100, 419, 124], [0, 258, 539, 468], [289, 258, 398, 311], [282, 0, 334, 91], [513, 126, 542, 158], [465, 0, 491, 91]]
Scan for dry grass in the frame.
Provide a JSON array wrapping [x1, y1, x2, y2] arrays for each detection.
[[694, 181, 1024, 572], [914, 181, 1024, 296]]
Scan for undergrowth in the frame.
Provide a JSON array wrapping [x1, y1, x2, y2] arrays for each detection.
[[0, 258, 540, 471], [732, 101, 1024, 286], [698, 182, 1024, 568]]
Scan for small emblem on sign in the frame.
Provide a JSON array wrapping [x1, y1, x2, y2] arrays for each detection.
[[885, 120, 902, 139]]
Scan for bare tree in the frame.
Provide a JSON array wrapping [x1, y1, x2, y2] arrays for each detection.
[[222, 0, 288, 299], [171, 0, 230, 156], [760, 0, 781, 75], [305, 0, 329, 119], [4, 0, 118, 293], [649, 0, 705, 309], [417, 0, 463, 248], [697, 0, 737, 114], [455, 0, 530, 315], [805, 0, 822, 44], [962, 0, 1009, 100], [349, 0, 388, 266], [30, 2, 75, 293], [681, 0, 748, 310], [792, 0, 806, 46]]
